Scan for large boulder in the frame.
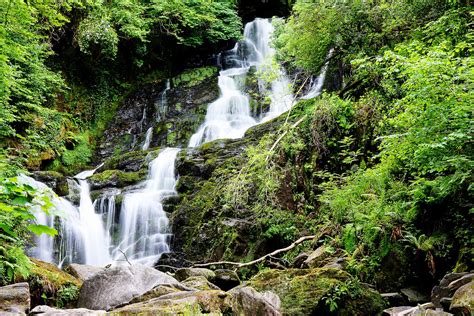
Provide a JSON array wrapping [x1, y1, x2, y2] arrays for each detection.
[[0, 282, 30, 314], [182, 276, 221, 291], [246, 268, 386, 315], [30, 305, 106, 315], [65, 264, 103, 281], [77, 264, 180, 310], [450, 281, 474, 315], [229, 286, 281, 316]]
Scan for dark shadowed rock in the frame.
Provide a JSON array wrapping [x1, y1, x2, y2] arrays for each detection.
[[448, 273, 474, 291], [401, 287, 429, 304], [303, 245, 330, 268], [0, 283, 30, 315], [292, 252, 309, 268], [78, 264, 180, 310], [440, 272, 470, 287], [381, 292, 407, 307], [229, 286, 281, 316], [212, 269, 241, 291]]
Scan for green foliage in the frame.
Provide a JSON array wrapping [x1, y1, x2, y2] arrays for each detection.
[[0, 246, 31, 285], [172, 66, 218, 87], [56, 284, 80, 308], [61, 133, 93, 168]]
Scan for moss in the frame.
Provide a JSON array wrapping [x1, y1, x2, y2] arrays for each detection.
[[172, 66, 218, 88], [246, 268, 384, 316], [27, 259, 82, 308], [89, 169, 145, 188]]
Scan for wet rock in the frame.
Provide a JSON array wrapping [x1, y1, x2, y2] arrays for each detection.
[[0, 282, 30, 315], [32, 171, 68, 196], [431, 285, 452, 308], [229, 286, 281, 316], [112, 290, 232, 314], [30, 305, 106, 315], [303, 245, 330, 268], [64, 264, 103, 281], [174, 267, 216, 282], [182, 276, 221, 291], [247, 268, 385, 315], [450, 281, 473, 315], [212, 269, 241, 291], [88, 169, 145, 190], [401, 287, 429, 304], [381, 292, 406, 307], [78, 264, 180, 310]]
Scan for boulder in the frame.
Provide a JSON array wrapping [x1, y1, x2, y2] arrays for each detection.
[[77, 264, 180, 310], [440, 273, 470, 287], [383, 304, 453, 316], [0, 282, 30, 314], [450, 281, 473, 315], [65, 264, 103, 281], [182, 276, 221, 291], [112, 290, 232, 314], [292, 252, 309, 268], [174, 267, 215, 282], [303, 245, 330, 268], [229, 286, 281, 316], [381, 292, 406, 307], [246, 268, 385, 315], [448, 273, 474, 291], [212, 269, 241, 291], [30, 305, 106, 315], [401, 287, 429, 304]]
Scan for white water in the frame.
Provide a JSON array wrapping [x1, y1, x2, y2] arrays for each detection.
[[301, 50, 332, 100], [113, 148, 178, 265], [31, 18, 329, 267], [189, 18, 294, 147]]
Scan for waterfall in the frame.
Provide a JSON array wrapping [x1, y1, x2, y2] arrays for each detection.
[[189, 18, 294, 147], [142, 127, 153, 150], [31, 18, 329, 268], [112, 148, 179, 265]]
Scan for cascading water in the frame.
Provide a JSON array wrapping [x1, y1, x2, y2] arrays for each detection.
[[112, 148, 179, 265], [31, 18, 329, 268], [189, 18, 294, 147]]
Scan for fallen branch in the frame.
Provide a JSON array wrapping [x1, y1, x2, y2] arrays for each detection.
[[118, 249, 132, 266], [193, 234, 317, 269]]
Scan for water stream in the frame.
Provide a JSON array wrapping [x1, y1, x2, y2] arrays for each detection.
[[30, 18, 329, 267]]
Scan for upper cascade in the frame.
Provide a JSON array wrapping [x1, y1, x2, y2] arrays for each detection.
[[189, 18, 295, 147]]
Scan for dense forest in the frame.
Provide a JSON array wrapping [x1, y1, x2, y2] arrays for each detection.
[[0, 0, 472, 315]]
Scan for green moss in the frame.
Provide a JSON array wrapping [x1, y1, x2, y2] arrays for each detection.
[[28, 259, 82, 308], [172, 66, 218, 88], [89, 169, 145, 187]]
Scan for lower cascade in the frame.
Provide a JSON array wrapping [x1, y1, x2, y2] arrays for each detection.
[[29, 17, 329, 267]]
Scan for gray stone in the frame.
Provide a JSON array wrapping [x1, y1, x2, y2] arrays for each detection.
[[448, 273, 474, 291], [229, 286, 281, 316], [0, 282, 30, 315], [211, 269, 240, 291], [303, 245, 330, 268], [450, 280, 473, 315], [77, 264, 180, 310], [174, 267, 216, 281], [440, 272, 470, 287], [401, 287, 429, 303], [65, 263, 103, 281], [381, 292, 406, 307], [323, 257, 346, 270], [30, 305, 106, 315], [383, 306, 414, 315]]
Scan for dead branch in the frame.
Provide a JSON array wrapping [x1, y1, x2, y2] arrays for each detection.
[[193, 235, 317, 269], [118, 249, 132, 266]]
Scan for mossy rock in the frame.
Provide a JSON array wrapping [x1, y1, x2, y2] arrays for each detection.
[[27, 259, 82, 308], [246, 268, 385, 316], [172, 66, 218, 88], [89, 169, 146, 189]]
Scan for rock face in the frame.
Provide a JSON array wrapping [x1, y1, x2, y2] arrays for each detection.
[[0, 283, 30, 315], [229, 286, 281, 316], [95, 68, 219, 162], [64, 264, 103, 281], [77, 264, 180, 310], [450, 281, 473, 315], [212, 269, 241, 291]]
